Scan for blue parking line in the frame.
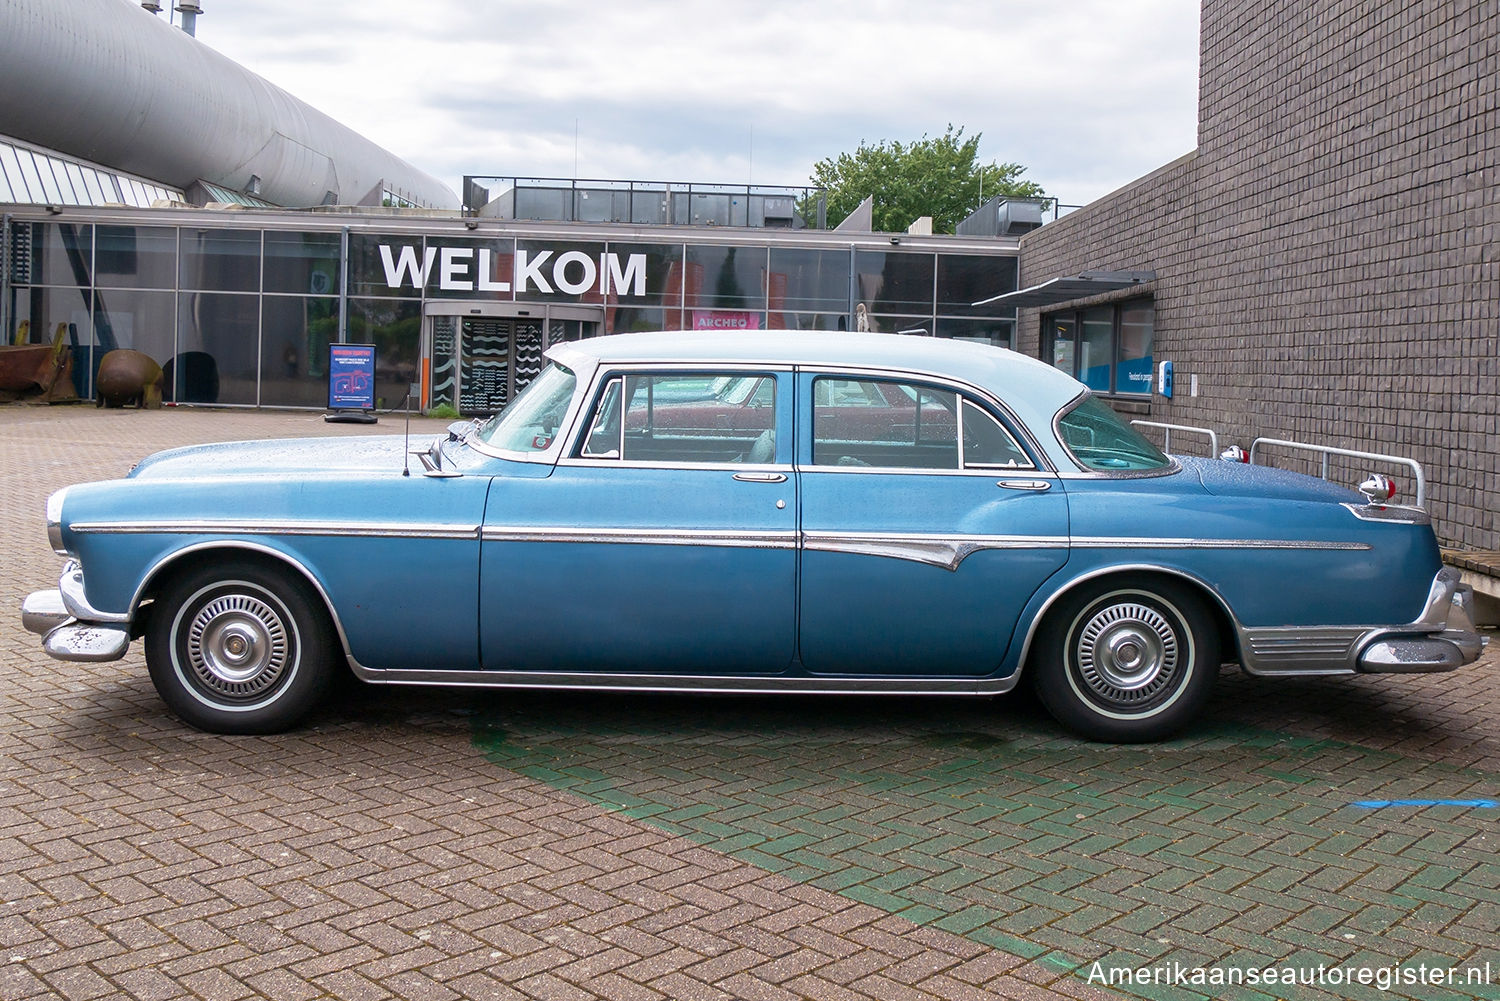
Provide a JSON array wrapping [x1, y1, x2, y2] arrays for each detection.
[[1352, 798, 1498, 809]]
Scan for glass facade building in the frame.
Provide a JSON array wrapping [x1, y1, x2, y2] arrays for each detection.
[[3, 209, 1020, 414]]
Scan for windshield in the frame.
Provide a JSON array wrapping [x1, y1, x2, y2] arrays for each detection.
[[474, 363, 577, 454], [1056, 396, 1172, 472]]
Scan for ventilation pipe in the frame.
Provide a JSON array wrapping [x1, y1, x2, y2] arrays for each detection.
[[174, 2, 202, 36]]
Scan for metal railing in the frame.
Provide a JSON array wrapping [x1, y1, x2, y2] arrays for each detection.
[[1249, 437, 1427, 508], [461, 175, 827, 229], [1130, 420, 1219, 457]]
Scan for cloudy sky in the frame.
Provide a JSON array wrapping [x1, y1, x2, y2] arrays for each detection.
[[192, 0, 1200, 210]]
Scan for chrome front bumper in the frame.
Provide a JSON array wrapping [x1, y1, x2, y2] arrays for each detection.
[[1240, 567, 1487, 676], [21, 562, 131, 664]]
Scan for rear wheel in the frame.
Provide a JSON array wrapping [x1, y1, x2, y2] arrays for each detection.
[[1031, 576, 1217, 742], [145, 560, 334, 734]]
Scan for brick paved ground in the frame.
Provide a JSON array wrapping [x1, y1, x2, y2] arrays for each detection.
[[3, 405, 1498, 1001]]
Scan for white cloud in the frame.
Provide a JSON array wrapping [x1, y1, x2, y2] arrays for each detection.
[[194, 0, 1199, 207]]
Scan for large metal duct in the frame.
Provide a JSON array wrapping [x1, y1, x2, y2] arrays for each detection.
[[0, 0, 457, 208]]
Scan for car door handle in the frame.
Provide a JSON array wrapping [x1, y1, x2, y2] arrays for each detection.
[[997, 479, 1051, 491], [733, 471, 787, 483]]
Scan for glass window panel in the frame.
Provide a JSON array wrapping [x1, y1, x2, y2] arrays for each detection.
[[33, 155, 64, 203], [514, 239, 608, 304], [62, 163, 90, 205], [514, 186, 570, 221], [629, 188, 668, 225], [601, 242, 682, 307], [768, 248, 849, 313], [1118, 302, 1154, 395], [853, 250, 935, 315], [611, 373, 776, 464], [606, 305, 681, 334], [12, 286, 93, 391], [179, 228, 261, 292], [936, 254, 1018, 317], [263, 230, 341, 295], [1046, 314, 1075, 374], [684, 245, 766, 309], [856, 314, 930, 335], [961, 401, 1032, 468], [935, 316, 1013, 348], [392, 236, 518, 301], [1078, 306, 1113, 392], [812, 377, 958, 469], [26, 223, 92, 287], [175, 291, 256, 404], [0, 162, 11, 201], [347, 297, 421, 409], [260, 296, 339, 407], [0, 143, 25, 200], [80, 168, 109, 203], [91, 289, 175, 392], [96, 226, 177, 288], [767, 312, 848, 331], [12, 148, 45, 201], [346, 232, 428, 298], [580, 377, 623, 457]]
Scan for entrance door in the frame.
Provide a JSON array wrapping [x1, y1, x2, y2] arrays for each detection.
[[424, 304, 603, 416]]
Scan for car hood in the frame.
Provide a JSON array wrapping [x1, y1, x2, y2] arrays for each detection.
[[1179, 455, 1364, 504], [128, 435, 412, 479]]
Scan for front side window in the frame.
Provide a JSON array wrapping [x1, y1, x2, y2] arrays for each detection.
[[578, 372, 777, 465], [475, 363, 576, 453], [1056, 396, 1171, 472]]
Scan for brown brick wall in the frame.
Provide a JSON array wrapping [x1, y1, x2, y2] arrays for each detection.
[[1019, 0, 1499, 548]]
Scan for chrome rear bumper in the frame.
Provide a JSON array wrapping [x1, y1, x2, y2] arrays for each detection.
[[1240, 568, 1486, 676]]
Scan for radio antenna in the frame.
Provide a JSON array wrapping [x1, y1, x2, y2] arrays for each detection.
[[401, 386, 412, 477]]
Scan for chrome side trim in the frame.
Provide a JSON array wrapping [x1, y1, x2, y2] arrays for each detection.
[[346, 662, 1024, 697], [1071, 537, 1371, 552], [481, 526, 799, 550], [1342, 502, 1431, 525], [803, 531, 1067, 571], [69, 520, 482, 540]]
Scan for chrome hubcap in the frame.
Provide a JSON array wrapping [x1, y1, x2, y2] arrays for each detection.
[[186, 594, 289, 699], [1075, 601, 1179, 706]]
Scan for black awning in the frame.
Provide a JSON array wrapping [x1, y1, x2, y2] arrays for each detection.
[[973, 269, 1155, 308]]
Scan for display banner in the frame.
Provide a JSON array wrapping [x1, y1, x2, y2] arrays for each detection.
[[328, 343, 377, 410]]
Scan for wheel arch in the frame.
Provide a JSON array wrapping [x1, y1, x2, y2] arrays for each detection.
[[1013, 563, 1243, 681], [131, 541, 353, 661]]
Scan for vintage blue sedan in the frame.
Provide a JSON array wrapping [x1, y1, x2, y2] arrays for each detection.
[[21, 332, 1484, 741]]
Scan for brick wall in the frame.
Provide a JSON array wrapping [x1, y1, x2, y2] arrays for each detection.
[[1020, 0, 1499, 548]]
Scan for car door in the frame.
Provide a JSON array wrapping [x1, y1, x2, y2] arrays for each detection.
[[478, 368, 797, 675], [796, 371, 1070, 677]]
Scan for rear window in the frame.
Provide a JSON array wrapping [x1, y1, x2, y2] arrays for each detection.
[[1056, 396, 1171, 472]]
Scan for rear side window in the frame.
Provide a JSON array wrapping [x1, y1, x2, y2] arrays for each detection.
[[811, 377, 1032, 470], [1056, 396, 1171, 471]]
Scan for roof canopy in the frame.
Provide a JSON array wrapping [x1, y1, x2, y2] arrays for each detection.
[[974, 270, 1155, 308]]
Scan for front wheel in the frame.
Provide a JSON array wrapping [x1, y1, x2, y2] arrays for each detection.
[[145, 560, 335, 734], [1031, 577, 1218, 742]]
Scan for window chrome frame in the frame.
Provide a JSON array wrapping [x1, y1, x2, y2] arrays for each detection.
[[1051, 390, 1180, 479], [797, 363, 1054, 475], [559, 361, 792, 471]]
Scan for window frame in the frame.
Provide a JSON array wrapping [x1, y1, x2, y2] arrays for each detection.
[[565, 365, 788, 469], [808, 373, 1037, 473], [1041, 297, 1154, 397]]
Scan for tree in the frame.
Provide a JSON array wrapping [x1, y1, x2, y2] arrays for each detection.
[[810, 125, 1048, 234]]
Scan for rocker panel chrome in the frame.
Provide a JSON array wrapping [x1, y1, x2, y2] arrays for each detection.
[[346, 662, 1025, 697]]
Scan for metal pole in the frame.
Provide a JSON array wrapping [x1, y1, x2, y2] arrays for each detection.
[[1, 214, 11, 344], [338, 226, 349, 345]]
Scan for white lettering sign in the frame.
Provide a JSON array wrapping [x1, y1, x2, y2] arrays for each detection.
[[378, 244, 648, 298]]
